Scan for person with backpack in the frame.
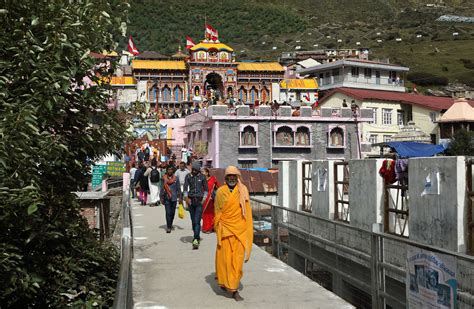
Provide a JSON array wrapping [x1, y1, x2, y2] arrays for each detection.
[[135, 162, 149, 206], [144, 158, 161, 206]]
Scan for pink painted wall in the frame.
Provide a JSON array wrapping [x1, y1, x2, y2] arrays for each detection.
[[160, 118, 186, 147]]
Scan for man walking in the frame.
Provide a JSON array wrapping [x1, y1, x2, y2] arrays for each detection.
[[214, 166, 253, 301], [175, 161, 190, 208], [183, 161, 208, 249]]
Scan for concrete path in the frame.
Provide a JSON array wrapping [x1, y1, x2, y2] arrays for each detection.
[[131, 199, 353, 309]]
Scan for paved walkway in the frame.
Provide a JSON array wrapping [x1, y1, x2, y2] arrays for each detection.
[[131, 199, 353, 309]]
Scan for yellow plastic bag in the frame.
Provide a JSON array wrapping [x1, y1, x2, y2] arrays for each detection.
[[178, 203, 185, 219]]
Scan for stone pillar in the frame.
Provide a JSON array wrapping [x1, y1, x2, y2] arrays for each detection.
[[278, 161, 299, 211], [409, 156, 467, 253], [348, 159, 384, 231]]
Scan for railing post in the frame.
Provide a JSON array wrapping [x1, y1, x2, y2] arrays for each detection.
[[370, 232, 380, 309], [271, 205, 278, 258]]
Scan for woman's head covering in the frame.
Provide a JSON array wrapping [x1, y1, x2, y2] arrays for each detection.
[[225, 165, 249, 217]]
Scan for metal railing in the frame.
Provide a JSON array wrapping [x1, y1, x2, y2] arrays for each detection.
[[301, 162, 312, 213], [384, 179, 409, 237], [334, 161, 350, 222], [250, 197, 474, 309], [112, 188, 133, 308]]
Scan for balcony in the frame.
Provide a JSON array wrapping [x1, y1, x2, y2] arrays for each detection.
[[318, 75, 406, 92]]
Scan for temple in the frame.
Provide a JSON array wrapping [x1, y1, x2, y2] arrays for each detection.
[[119, 37, 285, 114]]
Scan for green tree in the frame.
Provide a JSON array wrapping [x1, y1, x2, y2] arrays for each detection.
[[445, 129, 474, 156], [0, 0, 128, 307]]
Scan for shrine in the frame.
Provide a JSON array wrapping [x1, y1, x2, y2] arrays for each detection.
[[128, 33, 285, 113]]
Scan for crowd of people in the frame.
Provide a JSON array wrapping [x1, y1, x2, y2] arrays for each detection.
[[139, 98, 316, 120], [129, 160, 253, 301]]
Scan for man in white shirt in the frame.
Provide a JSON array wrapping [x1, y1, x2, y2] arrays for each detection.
[[175, 161, 190, 207], [129, 163, 137, 199]]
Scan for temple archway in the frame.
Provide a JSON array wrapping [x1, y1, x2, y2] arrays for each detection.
[[204, 72, 223, 102]]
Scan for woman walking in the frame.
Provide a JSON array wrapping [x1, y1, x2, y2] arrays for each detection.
[[161, 165, 182, 233], [135, 162, 149, 205], [202, 168, 219, 233]]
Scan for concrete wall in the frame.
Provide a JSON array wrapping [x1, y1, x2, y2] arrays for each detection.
[[280, 157, 469, 253], [115, 87, 137, 108], [275, 157, 472, 308], [409, 156, 467, 253], [217, 120, 358, 168], [311, 160, 335, 219], [348, 159, 384, 231], [412, 105, 439, 142]]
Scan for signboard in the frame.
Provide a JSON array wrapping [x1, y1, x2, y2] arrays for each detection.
[[194, 141, 208, 156], [406, 245, 457, 308], [106, 161, 125, 177], [92, 164, 107, 188]]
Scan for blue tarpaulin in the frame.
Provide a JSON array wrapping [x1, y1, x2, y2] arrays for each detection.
[[385, 142, 445, 158]]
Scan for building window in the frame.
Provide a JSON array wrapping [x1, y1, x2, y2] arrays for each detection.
[[369, 134, 378, 144], [369, 108, 377, 124], [328, 127, 344, 147], [429, 111, 437, 123], [240, 125, 257, 146], [397, 110, 405, 126], [250, 87, 257, 104], [383, 135, 392, 142], [382, 108, 392, 125], [364, 68, 372, 78], [148, 85, 157, 102], [240, 161, 254, 169], [295, 127, 311, 146], [162, 86, 171, 101], [275, 126, 294, 146], [174, 86, 182, 102], [239, 87, 247, 102], [351, 67, 359, 77]]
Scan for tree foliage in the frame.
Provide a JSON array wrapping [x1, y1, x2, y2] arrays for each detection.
[[0, 0, 129, 307], [445, 129, 474, 156]]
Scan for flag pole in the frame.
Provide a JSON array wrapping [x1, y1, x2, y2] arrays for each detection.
[[204, 15, 207, 41]]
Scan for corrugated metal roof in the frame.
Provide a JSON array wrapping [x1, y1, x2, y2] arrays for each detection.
[[209, 168, 278, 194], [132, 60, 186, 70], [320, 87, 474, 112], [280, 79, 318, 89], [237, 62, 284, 72]]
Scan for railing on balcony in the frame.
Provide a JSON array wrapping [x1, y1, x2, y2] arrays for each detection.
[[318, 75, 405, 87]]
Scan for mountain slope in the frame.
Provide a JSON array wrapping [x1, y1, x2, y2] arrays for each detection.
[[125, 0, 474, 85]]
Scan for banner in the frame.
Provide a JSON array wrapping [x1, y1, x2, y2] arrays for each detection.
[[106, 161, 126, 177], [406, 245, 457, 308], [159, 124, 168, 139], [194, 141, 208, 156]]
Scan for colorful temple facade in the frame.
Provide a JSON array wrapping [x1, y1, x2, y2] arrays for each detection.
[[115, 39, 285, 112]]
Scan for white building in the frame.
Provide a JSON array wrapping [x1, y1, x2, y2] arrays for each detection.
[[298, 59, 409, 93]]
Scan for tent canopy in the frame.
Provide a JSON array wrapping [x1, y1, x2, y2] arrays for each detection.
[[372, 141, 445, 158]]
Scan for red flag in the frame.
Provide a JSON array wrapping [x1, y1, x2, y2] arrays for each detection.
[[205, 24, 218, 41], [128, 36, 140, 55], [186, 36, 196, 49]]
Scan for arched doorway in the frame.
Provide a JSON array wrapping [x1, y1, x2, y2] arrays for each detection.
[[204, 73, 223, 102]]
